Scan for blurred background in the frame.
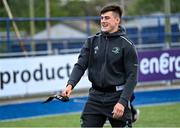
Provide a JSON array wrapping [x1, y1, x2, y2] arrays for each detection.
[[0, 0, 180, 127]]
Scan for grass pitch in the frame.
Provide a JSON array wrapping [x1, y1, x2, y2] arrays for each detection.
[[0, 103, 180, 127]]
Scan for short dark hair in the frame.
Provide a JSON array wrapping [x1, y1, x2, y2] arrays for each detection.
[[100, 4, 122, 18]]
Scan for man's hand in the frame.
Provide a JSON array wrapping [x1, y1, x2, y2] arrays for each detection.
[[112, 103, 125, 119], [61, 84, 73, 97]]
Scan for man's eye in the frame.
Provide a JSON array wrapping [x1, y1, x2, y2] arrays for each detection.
[[101, 16, 110, 20], [105, 17, 110, 20]]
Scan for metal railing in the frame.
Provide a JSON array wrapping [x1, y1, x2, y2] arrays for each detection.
[[0, 14, 180, 56]]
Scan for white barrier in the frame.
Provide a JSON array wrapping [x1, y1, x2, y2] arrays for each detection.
[[0, 54, 91, 97]]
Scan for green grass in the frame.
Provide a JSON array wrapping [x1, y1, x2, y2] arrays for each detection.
[[134, 103, 180, 127], [0, 103, 180, 127]]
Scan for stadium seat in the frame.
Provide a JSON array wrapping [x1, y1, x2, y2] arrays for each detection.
[[141, 26, 164, 44], [126, 27, 139, 44]]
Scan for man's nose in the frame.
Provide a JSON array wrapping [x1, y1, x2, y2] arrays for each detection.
[[101, 19, 106, 23]]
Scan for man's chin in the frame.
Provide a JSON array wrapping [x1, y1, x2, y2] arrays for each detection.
[[101, 29, 109, 33]]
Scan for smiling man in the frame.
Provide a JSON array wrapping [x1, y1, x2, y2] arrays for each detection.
[[61, 4, 138, 127], [100, 9, 120, 33]]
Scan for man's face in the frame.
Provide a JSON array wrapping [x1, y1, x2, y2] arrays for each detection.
[[100, 11, 120, 33]]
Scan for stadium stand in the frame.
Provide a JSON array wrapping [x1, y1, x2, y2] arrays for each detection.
[[0, 14, 179, 54]]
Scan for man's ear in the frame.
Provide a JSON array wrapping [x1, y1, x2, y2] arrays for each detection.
[[116, 17, 121, 24]]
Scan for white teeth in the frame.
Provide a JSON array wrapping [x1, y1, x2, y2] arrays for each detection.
[[102, 23, 107, 27]]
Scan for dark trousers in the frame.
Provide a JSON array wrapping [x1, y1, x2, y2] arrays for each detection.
[[81, 114, 132, 127], [80, 88, 132, 127]]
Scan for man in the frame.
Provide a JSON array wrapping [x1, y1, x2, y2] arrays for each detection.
[[61, 4, 138, 127]]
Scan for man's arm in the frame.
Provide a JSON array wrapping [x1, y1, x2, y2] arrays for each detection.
[[62, 39, 90, 97], [118, 43, 138, 107], [67, 39, 90, 88], [112, 42, 138, 119]]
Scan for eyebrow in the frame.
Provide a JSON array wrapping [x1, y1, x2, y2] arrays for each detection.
[[100, 15, 111, 19]]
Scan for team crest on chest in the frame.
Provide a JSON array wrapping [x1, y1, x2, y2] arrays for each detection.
[[112, 47, 120, 54]]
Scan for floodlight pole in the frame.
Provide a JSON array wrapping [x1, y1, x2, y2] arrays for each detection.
[[164, 0, 172, 86], [164, 0, 171, 49], [29, 0, 36, 51], [45, 0, 52, 53], [2, 0, 27, 55], [120, 0, 125, 16]]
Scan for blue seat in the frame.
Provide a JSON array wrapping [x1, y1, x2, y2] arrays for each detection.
[[35, 43, 47, 51], [126, 27, 138, 44], [52, 42, 64, 50], [67, 42, 83, 49], [11, 44, 31, 52], [171, 24, 180, 43], [141, 26, 164, 44]]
